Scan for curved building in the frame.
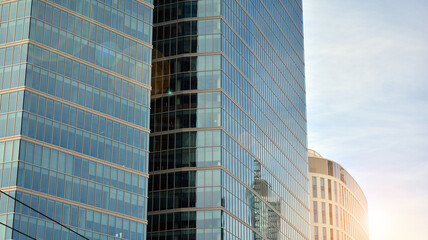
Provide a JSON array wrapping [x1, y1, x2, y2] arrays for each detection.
[[308, 150, 369, 240]]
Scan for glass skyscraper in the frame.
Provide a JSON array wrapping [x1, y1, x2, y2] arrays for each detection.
[[149, 0, 309, 240], [0, 0, 153, 239]]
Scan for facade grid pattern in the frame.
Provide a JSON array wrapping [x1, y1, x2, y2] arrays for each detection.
[[308, 150, 369, 240], [148, 0, 309, 240], [0, 0, 154, 239]]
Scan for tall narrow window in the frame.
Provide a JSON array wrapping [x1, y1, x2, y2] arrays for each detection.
[[322, 202, 326, 224], [313, 201, 318, 223], [314, 226, 319, 240], [323, 227, 327, 240], [334, 181, 337, 202], [336, 205, 339, 227], [312, 176, 317, 197], [328, 179, 332, 200], [320, 178, 325, 199], [329, 203, 333, 225]]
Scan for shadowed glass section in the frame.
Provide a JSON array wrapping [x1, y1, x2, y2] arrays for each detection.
[[149, 0, 308, 239]]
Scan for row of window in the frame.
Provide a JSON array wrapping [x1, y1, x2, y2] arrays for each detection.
[[154, 19, 221, 41], [23, 90, 149, 149], [150, 147, 222, 172], [1, 191, 147, 239], [0, 43, 28, 67], [152, 70, 221, 95], [149, 169, 221, 192], [312, 176, 368, 232], [3, 213, 144, 240], [27, 44, 150, 106], [21, 111, 149, 173], [17, 140, 148, 196], [0, 91, 24, 114], [151, 92, 222, 114], [327, 160, 367, 205], [153, 55, 222, 78], [30, 4, 152, 64], [29, 18, 151, 81], [15, 162, 147, 219], [150, 130, 222, 152], [313, 201, 340, 227], [153, 0, 221, 24], [0, 111, 22, 138], [148, 210, 221, 233], [32, 0, 152, 43], [0, 161, 18, 188], [150, 108, 221, 132], [25, 64, 150, 128], [148, 228, 222, 240], [154, 34, 221, 58], [314, 226, 350, 240], [26, 63, 150, 115], [0, 63, 26, 91], [148, 186, 221, 212], [0, 140, 19, 164], [0, 0, 32, 22], [46, 0, 153, 22], [0, 17, 31, 44], [312, 177, 340, 203]]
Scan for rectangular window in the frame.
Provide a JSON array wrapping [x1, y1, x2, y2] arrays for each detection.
[[320, 178, 325, 199], [313, 201, 318, 223], [336, 205, 339, 227], [334, 181, 338, 202], [328, 179, 332, 200], [323, 227, 327, 240], [322, 202, 326, 224], [312, 176, 317, 197], [314, 226, 319, 240]]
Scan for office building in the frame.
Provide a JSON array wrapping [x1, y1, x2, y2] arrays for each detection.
[[0, 0, 153, 239], [309, 149, 369, 240], [148, 0, 309, 239]]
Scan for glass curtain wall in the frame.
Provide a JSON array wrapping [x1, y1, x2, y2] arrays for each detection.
[[0, 0, 154, 239], [149, 0, 309, 239]]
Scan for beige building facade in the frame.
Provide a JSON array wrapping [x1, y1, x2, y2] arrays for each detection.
[[309, 150, 369, 240]]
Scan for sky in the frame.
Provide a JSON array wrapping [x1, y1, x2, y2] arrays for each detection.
[[302, 0, 428, 239]]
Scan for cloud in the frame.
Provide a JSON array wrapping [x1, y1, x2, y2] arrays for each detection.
[[303, 0, 428, 239]]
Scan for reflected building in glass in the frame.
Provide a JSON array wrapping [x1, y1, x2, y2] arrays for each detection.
[[308, 150, 369, 240], [148, 0, 309, 239], [0, 0, 153, 239]]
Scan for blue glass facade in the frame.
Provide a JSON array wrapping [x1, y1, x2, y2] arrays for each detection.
[[0, 0, 153, 239], [149, 0, 309, 239]]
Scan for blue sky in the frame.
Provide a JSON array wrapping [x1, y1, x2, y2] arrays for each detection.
[[303, 0, 428, 239]]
